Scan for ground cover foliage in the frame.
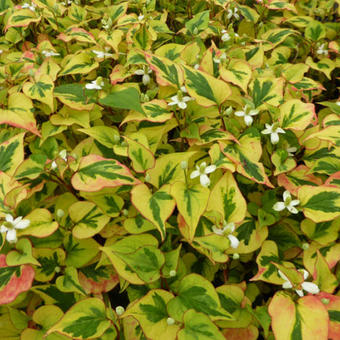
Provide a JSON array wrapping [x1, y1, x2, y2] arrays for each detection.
[[0, 0, 339, 339]]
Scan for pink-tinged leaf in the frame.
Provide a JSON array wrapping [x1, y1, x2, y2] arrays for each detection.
[[278, 165, 323, 196], [5, 9, 41, 31], [222, 325, 259, 340], [297, 296, 329, 340], [325, 172, 340, 187], [0, 254, 35, 305], [110, 64, 132, 85], [268, 292, 296, 340], [71, 155, 140, 192], [316, 292, 340, 340], [78, 267, 119, 295], [58, 27, 96, 44]]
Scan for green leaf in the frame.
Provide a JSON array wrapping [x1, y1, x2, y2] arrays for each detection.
[[185, 10, 210, 34], [99, 87, 144, 114], [140, 292, 168, 322], [305, 21, 326, 41]]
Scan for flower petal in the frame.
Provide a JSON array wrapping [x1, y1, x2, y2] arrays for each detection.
[[0, 225, 8, 233], [15, 219, 30, 230], [244, 115, 253, 126], [270, 132, 280, 144], [212, 226, 224, 235], [190, 170, 200, 179], [290, 199, 300, 206], [301, 282, 320, 295], [134, 69, 145, 75], [300, 269, 309, 280], [287, 206, 299, 214], [227, 234, 240, 249], [234, 110, 245, 117], [142, 74, 150, 85], [5, 214, 14, 223], [178, 101, 187, 109], [295, 289, 304, 297], [276, 128, 285, 134], [278, 270, 290, 282], [282, 281, 293, 289], [273, 202, 285, 211], [200, 174, 210, 187], [6, 229, 17, 243], [205, 165, 216, 174], [249, 109, 259, 116], [283, 190, 291, 202]]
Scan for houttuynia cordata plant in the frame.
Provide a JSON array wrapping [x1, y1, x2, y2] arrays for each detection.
[[0, 0, 339, 339]]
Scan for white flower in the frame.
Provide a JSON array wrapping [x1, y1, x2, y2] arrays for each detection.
[[190, 162, 216, 187], [92, 50, 114, 58], [278, 269, 320, 297], [61, 0, 73, 5], [0, 50, 3, 54], [194, 63, 200, 70], [0, 214, 30, 243], [261, 123, 285, 144], [316, 43, 328, 56], [22, 2, 36, 11], [138, 14, 144, 21], [85, 79, 104, 90], [168, 89, 193, 109], [212, 221, 240, 249], [42, 50, 60, 57], [287, 146, 297, 156], [221, 29, 231, 42], [234, 105, 259, 126], [227, 7, 239, 20], [134, 66, 152, 85], [273, 190, 300, 214], [213, 52, 227, 64]]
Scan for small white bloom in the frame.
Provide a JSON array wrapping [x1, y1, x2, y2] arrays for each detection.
[[61, 0, 73, 5], [227, 7, 239, 20], [134, 66, 152, 85], [221, 29, 231, 42], [234, 105, 259, 126], [167, 317, 175, 325], [59, 149, 67, 161], [213, 52, 227, 64], [278, 269, 320, 297], [180, 160, 188, 170], [0, 50, 3, 54], [0, 214, 30, 243], [169, 270, 177, 277], [286, 146, 297, 157], [92, 50, 114, 58], [336, 101, 340, 106], [42, 50, 60, 57], [138, 14, 144, 21], [168, 90, 193, 109], [194, 63, 200, 70], [51, 160, 57, 170], [261, 123, 285, 144], [22, 2, 36, 11], [85, 79, 104, 90], [115, 306, 125, 316], [316, 43, 328, 56], [190, 162, 216, 187], [212, 221, 240, 249], [273, 190, 300, 214]]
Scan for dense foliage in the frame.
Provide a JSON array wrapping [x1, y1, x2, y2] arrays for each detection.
[[0, 0, 339, 339]]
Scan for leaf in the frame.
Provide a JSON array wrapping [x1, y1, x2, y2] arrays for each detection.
[[280, 100, 315, 130], [34, 248, 65, 282], [64, 234, 99, 268], [47, 298, 111, 339], [0, 93, 40, 135], [269, 292, 329, 340], [71, 154, 140, 192], [56, 266, 86, 296], [18, 209, 58, 238], [69, 201, 110, 239], [220, 60, 252, 92], [183, 65, 231, 106], [6, 238, 40, 266], [206, 171, 247, 224], [58, 27, 96, 44], [99, 87, 144, 114], [305, 21, 326, 41], [131, 184, 175, 240], [59, 52, 99, 76], [171, 182, 209, 240], [167, 273, 233, 321], [5, 8, 41, 30], [77, 126, 120, 149], [54, 83, 95, 111], [123, 290, 180, 340], [298, 186, 340, 222], [0, 133, 25, 176], [125, 136, 155, 172], [23, 74, 54, 110], [301, 218, 340, 245], [251, 77, 284, 108], [0, 254, 35, 305], [185, 10, 210, 34], [146, 151, 197, 188], [101, 234, 163, 284], [177, 309, 225, 340]]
